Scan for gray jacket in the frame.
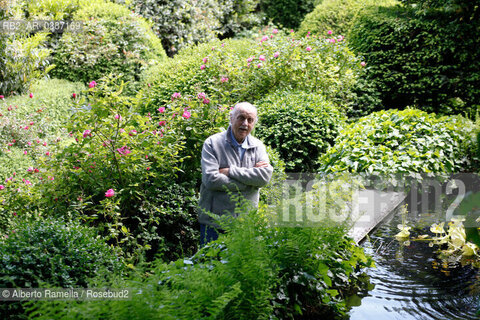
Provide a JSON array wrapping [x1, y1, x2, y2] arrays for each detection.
[[198, 126, 273, 226]]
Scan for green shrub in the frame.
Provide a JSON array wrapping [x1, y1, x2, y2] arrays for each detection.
[[256, 91, 345, 172], [348, 5, 480, 118], [22, 0, 81, 20], [140, 30, 363, 115], [0, 217, 124, 319], [259, 0, 316, 29], [319, 109, 478, 178], [50, 0, 166, 92], [0, 32, 52, 97], [29, 203, 373, 319], [298, 0, 399, 37]]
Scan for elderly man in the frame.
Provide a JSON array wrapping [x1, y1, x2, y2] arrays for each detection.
[[198, 102, 273, 245]]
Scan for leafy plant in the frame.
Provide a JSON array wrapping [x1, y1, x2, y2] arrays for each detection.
[[298, 0, 399, 38], [259, 0, 316, 29], [0, 216, 124, 319], [319, 109, 478, 179], [256, 90, 345, 172], [348, 5, 480, 118]]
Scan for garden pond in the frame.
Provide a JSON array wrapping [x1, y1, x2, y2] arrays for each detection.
[[349, 194, 480, 320]]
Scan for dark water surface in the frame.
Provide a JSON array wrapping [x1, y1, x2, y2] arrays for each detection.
[[349, 206, 480, 320]]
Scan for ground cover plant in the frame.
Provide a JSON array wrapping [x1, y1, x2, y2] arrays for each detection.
[[29, 202, 374, 319]]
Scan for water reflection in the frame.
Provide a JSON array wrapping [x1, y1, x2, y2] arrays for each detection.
[[349, 206, 480, 320]]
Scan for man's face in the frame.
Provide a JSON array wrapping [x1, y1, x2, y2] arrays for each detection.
[[231, 106, 257, 143]]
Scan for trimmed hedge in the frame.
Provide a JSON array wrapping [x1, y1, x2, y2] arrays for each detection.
[[256, 91, 344, 172], [259, 0, 316, 29], [139, 31, 363, 115], [298, 0, 399, 37], [348, 5, 480, 118]]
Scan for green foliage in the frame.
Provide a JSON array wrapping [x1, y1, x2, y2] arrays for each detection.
[[298, 0, 399, 37], [140, 30, 363, 115], [130, 0, 260, 57], [348, 5, 480, 118], [0, 32, 52, 97], [259, 145, 287, 205], [29, 202, 373, 319], [0, 216, 124, 319], [256, 91, 344, 172], [319, 109, 478, 178], [50, 0, 166, 93], [259, 0, 316, 29], [22, 0, 81, 20], [400, 0, 479, 21]]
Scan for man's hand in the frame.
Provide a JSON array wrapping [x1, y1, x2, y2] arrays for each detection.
[[254, 161, 269, 168], [219, 167, 229, 176]]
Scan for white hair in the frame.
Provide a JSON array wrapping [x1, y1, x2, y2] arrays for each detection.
[[229, 102, 258, 124]]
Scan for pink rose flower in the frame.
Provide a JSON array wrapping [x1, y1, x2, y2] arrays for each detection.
[[115, 114, 121, 120], [273, 29, 278, 34], [247, 57, 253, 63], [105, 189, 115, 197], [182, 111, 191, 119], [171, 92, 181, 100], [0, 185, 4, 190], [158, 121, 166, 126], [306, 47, 312, 52], [259, 55, 265, 61], [158, 106, 166, 113], [197, 92, 206, 99], [220, 77, 229, 83], [29, 93, 33, 98], [274, 51, 280, 58], [83, 129, 91, 138], [203, 57, 208, 63], [88, 81, 97, 88], [361, 61, 366, 67], [257, 63, 262, 68], [72, 93, 77, 99], [0, 95, 4, 99], [328, 30, 333, 35], [129, 130, 137, 136], [200, 64, 206, 70], [203, 98, 210, 104]]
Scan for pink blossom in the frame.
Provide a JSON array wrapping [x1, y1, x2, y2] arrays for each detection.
[[116, 146, 131, 155], [158, 121, 166, 126], [129, 130, 137, 136], [211, 47, 215, 51], [182, 111, 191, 119], [27, 142, 32, 146], [23, 150, 27, 155], [197, 92, 206, 99], [330, 38, 336, 43], [220, 77, 229, 83], [115, 114, 121, 120], [202, 57, 208, 63], [105, 189, 115, 198], [157, 107, 166, 114], [72, 93, 77, 99], [46, 151, 50, 156], [83, 129, 91, 138], [27, 167, 34, 172], [0, 95, 3, 99], [42, 142, 47, 146], [257, 63, 262, 68], [88, 81, 97, 88], [171, 92, 181, 100], [259, 55, 266, 61], [247, 57, 253, 63], [274, 51, 280, 58], [327, 30, 333, 35], [273, 29, 278, 34], [29, 121, 34, 125], [306, 47, 312, 52], [24, 179, 31, 185], [120, 128, 125, 133], [203, 98, 210, 104], [0, 185, 4, 190], [360, 61, 366, 67], [290, 29, 294, 33], [221, 43, 225, 47], [29, 93, 33, 98], [48, 176, 54, 180], [146, 167, 150, 171], [261, 36, 268, 42], [200, 64, 206, 70], [338, 35, 344, 41]]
